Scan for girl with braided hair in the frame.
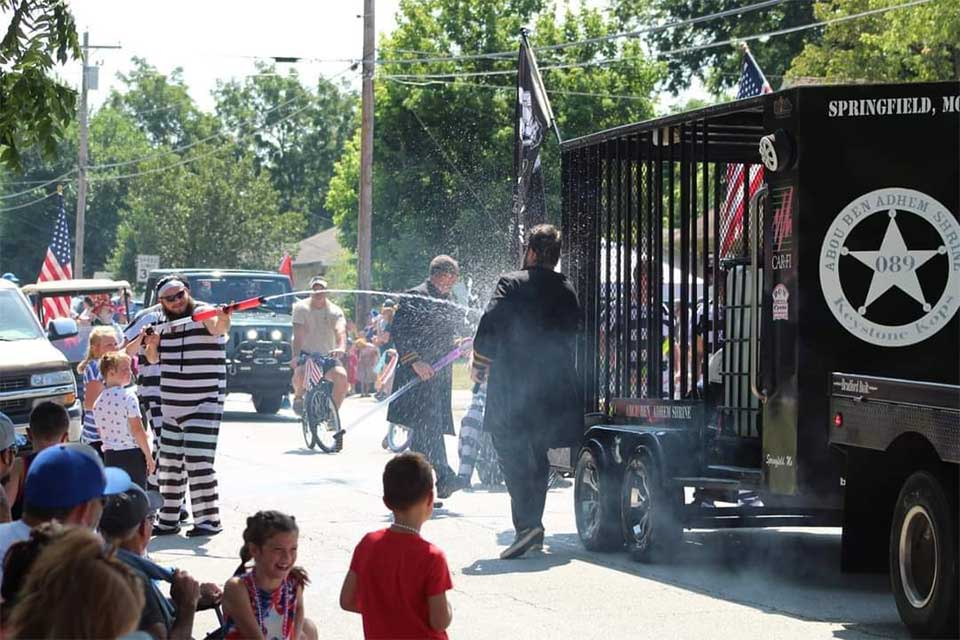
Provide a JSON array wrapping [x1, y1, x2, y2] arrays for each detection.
[[222, 511, 318, 640]]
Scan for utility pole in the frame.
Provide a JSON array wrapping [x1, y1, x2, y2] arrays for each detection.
[[357, 0, 375, 323], [74, 32, 120, 279]]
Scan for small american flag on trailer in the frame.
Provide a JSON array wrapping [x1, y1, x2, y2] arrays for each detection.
[[719, 48, 772, 259], [36, 192, 74, 319]]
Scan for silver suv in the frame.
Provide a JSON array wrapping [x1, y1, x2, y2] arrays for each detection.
[[0, 279, 82, 441]]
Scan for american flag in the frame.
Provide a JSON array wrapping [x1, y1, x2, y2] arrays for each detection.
[[36, 191, 74, 319], [719, 48, 772, 259], [305, 355, 324, 388]]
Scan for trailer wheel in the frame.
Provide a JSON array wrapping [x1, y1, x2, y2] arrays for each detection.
[[574, 448, 622, 551], [620, 448, 682, 562], [890, 470, 959, 638]]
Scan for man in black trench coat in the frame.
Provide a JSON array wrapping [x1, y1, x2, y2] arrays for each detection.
[[387, 255, 466, 499], [472, 224, 583, 559]]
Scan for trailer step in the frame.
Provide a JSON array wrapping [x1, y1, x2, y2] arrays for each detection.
[[706, 465, 762, 481], [672, 477, 742, 490]]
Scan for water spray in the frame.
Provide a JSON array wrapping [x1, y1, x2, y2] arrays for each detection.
[[145, 288, 477, 334], [340, 338, 473, 433]]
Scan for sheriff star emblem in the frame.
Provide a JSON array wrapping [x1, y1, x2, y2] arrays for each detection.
[[820, 187, 960, 347]]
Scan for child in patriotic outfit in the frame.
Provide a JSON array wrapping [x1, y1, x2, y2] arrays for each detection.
[[77, 326, 119, 453], [222, 511, 317, 640], [93, 351, 155, 488]]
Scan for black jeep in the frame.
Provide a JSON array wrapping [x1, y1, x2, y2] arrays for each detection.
[[144, 269, 294, 414]]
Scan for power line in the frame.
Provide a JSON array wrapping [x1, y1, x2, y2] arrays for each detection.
[[87, 63, 357, 172], [375, 0, 786, 66], [0, 171, 77, 200], [0, 191, 60, 213], [386, 76, 650, 101], [380, 0, 931, 80], [86, 89, 328, 184], [407, 107, 498, 226]]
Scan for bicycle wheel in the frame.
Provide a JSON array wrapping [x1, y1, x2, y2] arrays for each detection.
[[310, 386, 342, 453], [301, 390, 318, 450], [386, 422, 411, 453]]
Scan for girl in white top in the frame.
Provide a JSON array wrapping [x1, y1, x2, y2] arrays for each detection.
[[93, 351, 155, 488]]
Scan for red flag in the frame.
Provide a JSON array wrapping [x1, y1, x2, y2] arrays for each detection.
[[278, 252, 293, 284]]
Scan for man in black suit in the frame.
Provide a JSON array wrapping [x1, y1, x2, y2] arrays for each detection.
[[472, 224, 583, 559], [387, 255, 465, 499]]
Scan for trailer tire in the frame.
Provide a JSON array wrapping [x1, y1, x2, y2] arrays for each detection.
[[620, 447, 682, 563], [889, 470, 958, 638], [574, 447, 622, 551]]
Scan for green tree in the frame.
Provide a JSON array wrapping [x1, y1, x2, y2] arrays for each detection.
[[0, 0, 81, 171], [0, 105, 154, 279], [787, 0, 960, 83], [107, 58, 219, 148], [214, 63, 357, 234], [326, 0, 660, 292], [629, 0, 817, 94], [106, 145, 306, 281]]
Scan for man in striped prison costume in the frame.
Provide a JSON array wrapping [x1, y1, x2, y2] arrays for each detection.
[[143, 275, 232, 537]]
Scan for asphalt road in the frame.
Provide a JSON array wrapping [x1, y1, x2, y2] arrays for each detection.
[[147, 393, 909, 640]]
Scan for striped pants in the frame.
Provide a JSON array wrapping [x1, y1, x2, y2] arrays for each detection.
[[158, 399, 223, 530], [139, 392, 164, 491]]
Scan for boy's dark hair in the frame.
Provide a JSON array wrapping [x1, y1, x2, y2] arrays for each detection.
[[28, 402, 69, 442], [383, 452, 434, 511], [429, 255, 459, 277], [526, 224, 562, 268]]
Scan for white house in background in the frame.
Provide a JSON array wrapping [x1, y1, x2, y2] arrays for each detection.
[[291, 227, 346, 287]]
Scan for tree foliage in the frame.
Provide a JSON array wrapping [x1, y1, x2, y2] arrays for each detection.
[[215, 63, 357, 234], [628, 0, 817, 94], [106, 146, 305, 282], [326, 0, 661, 293], [0, 0, 81, 171], [107, 58, 219, 148], [787, 0, 960, 83], [0, 56, 355, 284]]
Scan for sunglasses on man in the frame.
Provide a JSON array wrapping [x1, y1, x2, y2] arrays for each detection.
[[160, 290, 186, 303]]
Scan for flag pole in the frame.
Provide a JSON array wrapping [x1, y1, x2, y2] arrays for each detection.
[[740, 42, 772, 92]]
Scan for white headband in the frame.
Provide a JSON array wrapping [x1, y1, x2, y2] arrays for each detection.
[[158, 279, 186, 297]]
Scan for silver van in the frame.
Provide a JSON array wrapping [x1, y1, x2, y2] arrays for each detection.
[[0, 279, 82, 441]]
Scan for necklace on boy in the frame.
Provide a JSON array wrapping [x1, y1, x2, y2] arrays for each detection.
[[391, 522, 420, 535]]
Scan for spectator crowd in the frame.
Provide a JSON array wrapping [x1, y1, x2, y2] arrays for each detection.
[[0, 403, 454, 639]]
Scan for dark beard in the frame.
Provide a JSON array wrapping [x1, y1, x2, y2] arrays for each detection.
[[165, 299, 196, 320]]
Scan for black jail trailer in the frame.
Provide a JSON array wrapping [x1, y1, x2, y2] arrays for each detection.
[[554, 81, 959, 637]]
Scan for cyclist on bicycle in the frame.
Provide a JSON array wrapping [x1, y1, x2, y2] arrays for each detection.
[[291, 277, 349, 415]]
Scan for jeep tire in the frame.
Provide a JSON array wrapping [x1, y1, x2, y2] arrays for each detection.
[[253, 393, 284, 415]]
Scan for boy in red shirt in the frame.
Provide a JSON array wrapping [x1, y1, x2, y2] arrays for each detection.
[[340, 452, 454, 639]]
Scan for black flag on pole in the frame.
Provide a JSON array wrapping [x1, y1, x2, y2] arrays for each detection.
[[511, 30, 557, 263]]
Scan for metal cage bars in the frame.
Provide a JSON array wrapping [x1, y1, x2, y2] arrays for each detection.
[[561, 109, 765, 417]]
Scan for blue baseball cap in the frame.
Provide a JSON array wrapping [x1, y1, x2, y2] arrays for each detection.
[[24, 443, 133, 511]]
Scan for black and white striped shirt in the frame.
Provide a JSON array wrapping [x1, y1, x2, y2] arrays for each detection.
[[124, 304, 164, 402], [157, 303, 227, 408]]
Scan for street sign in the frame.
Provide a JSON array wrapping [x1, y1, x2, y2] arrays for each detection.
[[136, 254, 160, 283]]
